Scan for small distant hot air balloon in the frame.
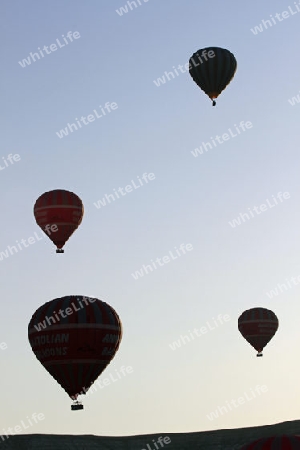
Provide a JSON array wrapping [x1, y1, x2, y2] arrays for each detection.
[[28, 295, 122, 410], [33, 189, 84, 253], [189, 47, 237, 106], [238, 307, 278, 357], [239, 434, 300, 449]]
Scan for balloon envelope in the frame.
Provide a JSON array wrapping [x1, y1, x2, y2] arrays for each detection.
[[33, 189, 84, 252], [189, 47, 237, 104], [28, 295, 122, 401], [239, 435, 300, 449], [238, 307, 278, 355]]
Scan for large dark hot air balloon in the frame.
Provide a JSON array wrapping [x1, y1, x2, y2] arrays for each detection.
[[189, 47, 237, 106], [28, 295, 122, 410], [238, 307, 278, 357], [239, 434, 300, 449], [33, 189, 84, 253]]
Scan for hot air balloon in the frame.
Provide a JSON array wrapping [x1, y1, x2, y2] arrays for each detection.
[[189, 47, 237, 106], [238, 307, 278, 357], [239, 434, 300, 449], [28, 295, 122, 410], [33, 189, 84, 253]]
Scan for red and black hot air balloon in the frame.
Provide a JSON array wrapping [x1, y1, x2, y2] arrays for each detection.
[[189, 47, 237, 106], [28, 295, 122, 410], [33, 189, 84, 253], [239, 434, 300, 449], [238, 307, 279, 357]]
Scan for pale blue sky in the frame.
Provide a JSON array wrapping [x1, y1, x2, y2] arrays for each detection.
[[1, 0, 300, 438]]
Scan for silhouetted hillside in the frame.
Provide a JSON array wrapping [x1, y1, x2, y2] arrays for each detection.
[[1, 420, 300, 450]]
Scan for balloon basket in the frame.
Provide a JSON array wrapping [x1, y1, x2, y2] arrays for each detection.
[[256, 352, 263, 357], [71, 401, 83, 411], [56, 249, 64, 253]]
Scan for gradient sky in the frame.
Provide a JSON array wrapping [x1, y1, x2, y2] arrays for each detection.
[[1, 0, 300, 438]]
